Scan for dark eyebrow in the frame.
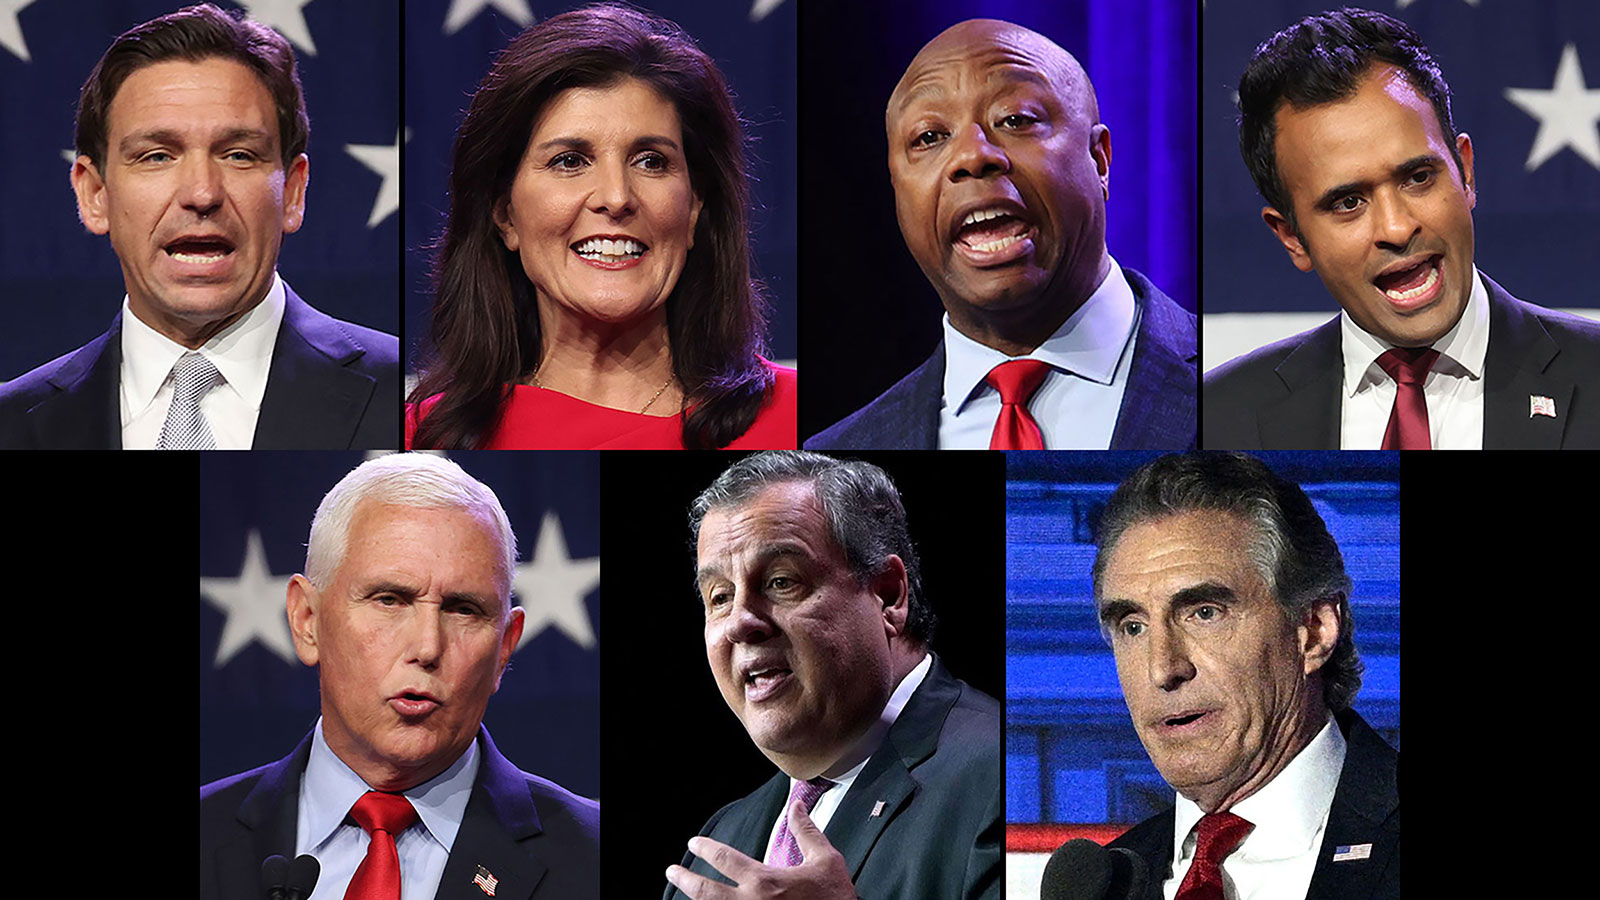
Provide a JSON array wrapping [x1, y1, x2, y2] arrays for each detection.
[[1098, 598, 1142, 628], [118, 126, 275, 156], [694, 543, 808, 592], [1099, 582, 1237, 628], [1314, 153, 1445, 211], [533, 135, 682, 154]]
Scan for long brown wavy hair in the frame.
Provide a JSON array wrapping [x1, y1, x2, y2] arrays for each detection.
[[409, 2, 774, 449]]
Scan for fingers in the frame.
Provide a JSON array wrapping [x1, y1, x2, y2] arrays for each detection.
[[665, 863, 731, 900], [687, 835, 760, 883]]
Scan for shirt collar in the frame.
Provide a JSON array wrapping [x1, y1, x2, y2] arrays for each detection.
[[301, 716, 481, 855], [1171, 715, 1346, 865], [814, 652, 932, 783], [1340, 267, 1490, 396], [119, 272, 287, 416], [942, 257, 1137, 414]]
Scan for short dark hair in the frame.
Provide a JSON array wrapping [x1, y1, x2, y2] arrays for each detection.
[[75, 3, 310, 172], [409, 2, 774, 450], [690, 451, 935, 645], [1092, 452, 1363, 713], [1237, 6, 1462, 235]]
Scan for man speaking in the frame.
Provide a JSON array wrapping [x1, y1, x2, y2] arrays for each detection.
[[0, 4, 398, 449], [665, 451, 1001, 899], [1092, 453, 1398, 899], [198, 454, 598, 899]]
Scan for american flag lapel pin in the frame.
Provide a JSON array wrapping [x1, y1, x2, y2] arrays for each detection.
[[473, 864, 499, 896], [870, 800, 885, 818], [1531, 395, 1557, 418], [1332, 844, 1372, 863]]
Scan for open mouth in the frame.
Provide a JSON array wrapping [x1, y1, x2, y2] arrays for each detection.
[[742, 665, 793, 702], [953, 207, 1033, 255], [572, 236, 648, 263], [164, 236, 236, 265], [1373, 255, 1442, 306], [1166, 712, 1206, 727]]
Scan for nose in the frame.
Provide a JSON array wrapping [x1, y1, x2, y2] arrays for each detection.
[[589, 157, 637, 220], [406, 603, 444, 669], [1371, 189, 1421, 253], [720, 590, 774, 645], [178, 154, 224, 219], [946, 122, 1010, 182], [1146, 622, 1196, 692]]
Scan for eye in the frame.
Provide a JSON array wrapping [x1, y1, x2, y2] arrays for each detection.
[[1119, 620, 1146, 638], [998, 113, 1039, 129], [375, 594, 401, 607], [911, 129, 947, 149], [634, 151, 669, 172], [138, 150, 174, 164], [223, 149, 258, 163], [549, 151, 588, 171], [1406, 168, 1435, 187], [1192, 604, 1223, 622], [1332, 195, 1364, 213]]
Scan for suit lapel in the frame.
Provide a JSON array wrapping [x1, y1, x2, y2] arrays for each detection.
[[435, 728, 548, 900], [1111, 270, 1198, 450], [1261, 318, 1342, 449], [1481, 277, 1569, 449], [213, 733, 311, 900], [254, 287, 376, 449], [897, 345, 943, 450], [1305, 711, 1400, 900], [32, 316, 123, 449]]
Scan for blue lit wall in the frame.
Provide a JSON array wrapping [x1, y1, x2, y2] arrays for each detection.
[[1005, 452, 1400, 826]]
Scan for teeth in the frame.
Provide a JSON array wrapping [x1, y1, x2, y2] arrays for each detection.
[[574, 237, 645, 258], [968, 234, 1024, 254], [170, 250, 227, 264], [1382, 260, 1439, 301], [961, 207, 1011, 227]]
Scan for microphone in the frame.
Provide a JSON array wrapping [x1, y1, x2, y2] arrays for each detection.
[[1040, 838, 1150, 900], [284, 854, 320, 900], [261, 854, 289, 900]]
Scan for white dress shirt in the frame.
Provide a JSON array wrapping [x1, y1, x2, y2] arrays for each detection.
[[119, 272, 287, 449], [1163, 717, 1346, 900], [762, 653, 933, 861], [1340, 267, 1489, 449], [939, 258, 1139, 449], [298, 717, 480, 900]]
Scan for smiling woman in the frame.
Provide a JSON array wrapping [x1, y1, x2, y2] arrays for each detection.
[[406, 3, 797, 449]]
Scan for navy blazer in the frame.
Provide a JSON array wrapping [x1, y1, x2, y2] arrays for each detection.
[[804, 267, 1197, 450], [664, 656, 1003, 900], [1202, 273, 1600, 449], [199, 726, 599, 900], [1108, 709, 1399, 900], [0, 285, 399, 449]]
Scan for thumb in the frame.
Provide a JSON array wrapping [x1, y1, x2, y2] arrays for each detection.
[[788, 797, 825, 852]]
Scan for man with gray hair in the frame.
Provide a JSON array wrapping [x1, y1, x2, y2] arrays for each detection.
[[199, 453, 598, 899], [665, 450, 1002, 900], [1092, 452, 1398, 899]]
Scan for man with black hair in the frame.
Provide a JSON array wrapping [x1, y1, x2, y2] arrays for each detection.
[[1204, 7, 1600, 450]]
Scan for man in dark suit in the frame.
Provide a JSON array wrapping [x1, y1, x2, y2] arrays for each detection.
[[666, 452, 1001, 900], [806, 19, 1195, 451], [1205, 7, 1600, 450], [199, 454, 598, 899], [0, 3, 397, 450], [1092, 453, 1398, 900]]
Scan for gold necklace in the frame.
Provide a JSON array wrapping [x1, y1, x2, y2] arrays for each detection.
[[530, 365, 675, 415]]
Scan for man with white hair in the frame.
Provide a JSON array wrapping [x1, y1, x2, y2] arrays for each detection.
[[199, 453, 598, 900]]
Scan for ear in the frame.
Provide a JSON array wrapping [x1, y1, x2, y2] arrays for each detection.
[[286, 574, 321, 667], [1455, 131, 1476, 210], [1298, 595, 1342, 676], [1090, 123, 1112, 201], [71, 156, 110, 235], [871, 555, 910, 641], [493, 606, 526, 692], [492, 196, 520, 251], [687, 191, 704, 251], [1262, 205, 1315, 273], [281, 153, 309, 234]]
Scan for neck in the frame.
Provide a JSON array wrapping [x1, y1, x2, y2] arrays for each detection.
[[128, 295, 262, 350], [530, 303, 680, 414], [1197, 704, 1330, 814], [944, 253, 1110, 356]]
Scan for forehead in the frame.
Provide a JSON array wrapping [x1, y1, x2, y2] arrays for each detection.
[[696, 482, 834, 566], [1273, 64, 1450, 202], [340, 501, 507, 588], [530, 77, 684, 140], [107, 56, 277, 139], [890, 25, 1070, 121], [1100, 510, 1265, 606]]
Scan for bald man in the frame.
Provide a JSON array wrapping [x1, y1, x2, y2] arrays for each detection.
[[805, 20, 1195, 451]]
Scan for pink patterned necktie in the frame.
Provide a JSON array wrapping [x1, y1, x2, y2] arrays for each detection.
[[1174, 811, 1253, 900], [765, 777, 832, 867]]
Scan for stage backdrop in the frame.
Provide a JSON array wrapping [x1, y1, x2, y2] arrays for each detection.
[[199, 451, 601, 802], [1003, 451, 1400, 900], [1203, 0, 1600, 373], [402, 0, 798, 382], [0, 0, 399, 383]]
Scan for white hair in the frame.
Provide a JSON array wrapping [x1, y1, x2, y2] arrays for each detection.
[[305, 454, 517, 605]]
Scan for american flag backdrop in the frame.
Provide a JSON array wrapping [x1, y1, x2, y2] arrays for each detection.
[[1202, 0, 1600, 372], [0, 0, 400, 383], [198, 450, 601, 801]]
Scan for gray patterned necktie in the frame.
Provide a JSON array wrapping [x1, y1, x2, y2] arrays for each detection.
[[157, 352, 223, 450]]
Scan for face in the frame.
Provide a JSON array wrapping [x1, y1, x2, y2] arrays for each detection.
[[1266, 64, 1476, 348], [696, 482, 901, 776], [288, 502, 524, 791], [495, 78, 704, 331], [72, 58, 308, 348], [886, 21, 1110, 338], [1098, 510, 1335, 811]]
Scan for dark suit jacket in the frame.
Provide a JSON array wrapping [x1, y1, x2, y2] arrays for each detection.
[[0, 286, 399, 449], [1108, 709, 1400, 900], [804, 268, 1197, 450], [199, 726, 599, 900], [664, 656, 1002, 900], [1202, 273, 1600, 449]]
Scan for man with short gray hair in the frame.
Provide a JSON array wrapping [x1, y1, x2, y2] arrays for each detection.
[[666, 450, 1002, 900]]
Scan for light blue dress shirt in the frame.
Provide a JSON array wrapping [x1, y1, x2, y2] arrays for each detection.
[[297, 717, 480, 900]]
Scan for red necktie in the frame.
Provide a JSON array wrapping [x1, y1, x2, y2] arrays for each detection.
[[985, 359, 1052, 450], [1175, 812, 1253, 900], [345, 791, 418, 900], [1375, 347, 1439, 450]]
